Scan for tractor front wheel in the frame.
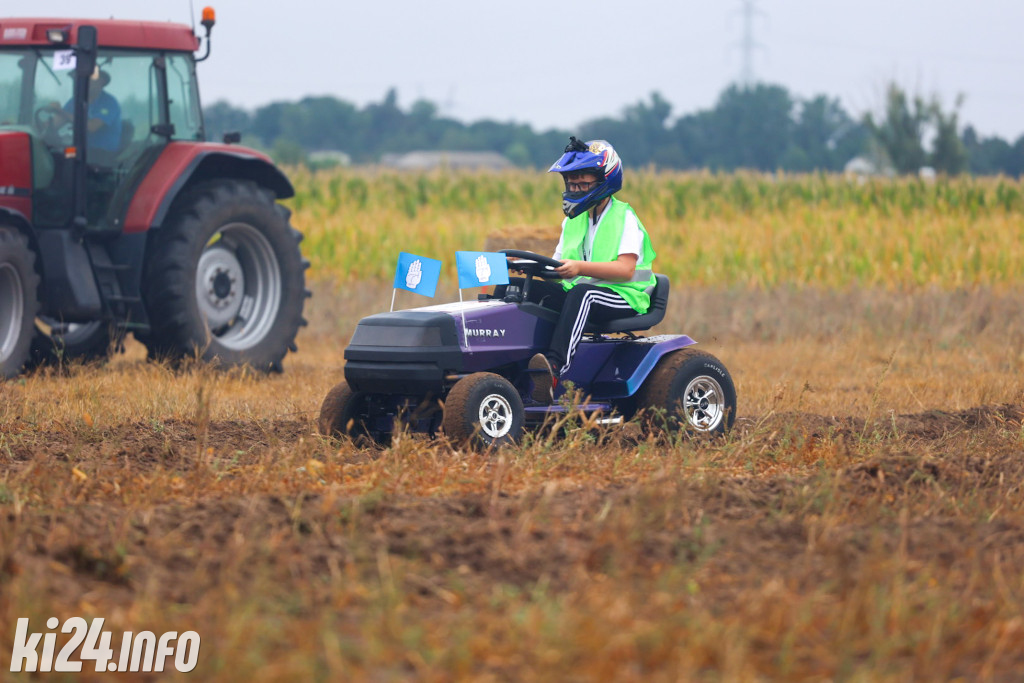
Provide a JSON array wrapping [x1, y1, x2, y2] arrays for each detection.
[[442, 373, 524, 447], [142, 180, 309, 372], [0, 227, 40, 379], [30, 319, 118, 368]]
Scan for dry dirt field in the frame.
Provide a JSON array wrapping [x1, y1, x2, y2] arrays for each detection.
[[2, 283, 1024, 681]]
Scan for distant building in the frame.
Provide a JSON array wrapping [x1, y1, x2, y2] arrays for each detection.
[[381, 150, 513, 171], [844, 155, 895, 178], [308, 150, 351, 168]]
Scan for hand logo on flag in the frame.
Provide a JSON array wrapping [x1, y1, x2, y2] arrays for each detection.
[[456, 252, 509, 289], [406, 260, 423, 289], [393, 252, 441, 298], [475, 255, 490, 283]]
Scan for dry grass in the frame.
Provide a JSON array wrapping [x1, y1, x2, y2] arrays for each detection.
[[2, 284, 1024, 680]]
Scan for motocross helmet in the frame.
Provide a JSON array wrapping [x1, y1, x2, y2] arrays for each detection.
[[548, 137, 623, 218]]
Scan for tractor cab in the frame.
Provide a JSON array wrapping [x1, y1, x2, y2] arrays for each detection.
[[0, 20, 204, 232]]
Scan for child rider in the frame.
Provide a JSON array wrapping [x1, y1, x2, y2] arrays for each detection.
[[529, 137, 657, 402]]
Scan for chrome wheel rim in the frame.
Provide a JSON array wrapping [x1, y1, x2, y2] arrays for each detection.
[[196, 223, 281, 351], [0, 262, 24, 363], [683, 376, 726, 432], [478, 393, 513, 439]]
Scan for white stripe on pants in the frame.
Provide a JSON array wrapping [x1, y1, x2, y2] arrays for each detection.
[[560, 288, 635, 375]]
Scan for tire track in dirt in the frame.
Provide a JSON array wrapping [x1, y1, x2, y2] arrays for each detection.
[[3, 403, 1022, 612], [3, 417, 311, 465], [5, 403, 1020, 464]]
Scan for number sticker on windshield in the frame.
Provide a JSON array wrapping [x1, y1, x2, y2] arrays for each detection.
[[52, 50, 76, 71]]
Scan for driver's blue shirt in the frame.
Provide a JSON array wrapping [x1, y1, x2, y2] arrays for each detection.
[[63, 91, 122, 152]]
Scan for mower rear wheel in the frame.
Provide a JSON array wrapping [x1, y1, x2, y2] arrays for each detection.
[[443, 372, 524, 447], [318, 380, 391, 447], [0, 227, 40, 379], [636, 348, 736, 435], [142, 179, 309, 372]]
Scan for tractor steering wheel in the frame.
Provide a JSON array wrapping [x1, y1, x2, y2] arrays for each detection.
[[33, 106, 71, 146], [499, 249, 564, 280]]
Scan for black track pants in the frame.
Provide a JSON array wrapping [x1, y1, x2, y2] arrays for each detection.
[[545, 284, 636, 374]]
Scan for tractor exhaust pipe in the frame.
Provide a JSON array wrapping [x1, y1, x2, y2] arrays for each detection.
[[71, 25, 97, 232]]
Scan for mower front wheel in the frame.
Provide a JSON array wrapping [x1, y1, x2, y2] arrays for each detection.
[[318, 380, 392, 447], [443, 372, 524, 447]]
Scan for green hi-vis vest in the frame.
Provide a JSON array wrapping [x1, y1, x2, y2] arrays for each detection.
[[559, 197, 657, 313]]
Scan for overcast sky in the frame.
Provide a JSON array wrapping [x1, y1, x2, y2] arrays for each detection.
[[12, 1, 1024, 140]]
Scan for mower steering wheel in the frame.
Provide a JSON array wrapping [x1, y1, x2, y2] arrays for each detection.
[[499, 249, 564, 280]]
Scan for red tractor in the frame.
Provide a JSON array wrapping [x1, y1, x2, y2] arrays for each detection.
[[0, 10, 309, 378]]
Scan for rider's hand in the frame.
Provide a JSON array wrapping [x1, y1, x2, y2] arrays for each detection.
[[506, 257, 524, 274], [554, 260, 584, 278], [42, 102, 67, 129]]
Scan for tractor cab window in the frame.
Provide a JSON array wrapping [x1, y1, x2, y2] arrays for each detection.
[[87, 51, 203, 162], [165, 54, 202, 141], [91, 51, 161, 166], [0, 51, 29, 125], [0, 49, 74, 139]]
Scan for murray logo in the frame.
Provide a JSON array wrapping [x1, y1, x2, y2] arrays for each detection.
[[466, 328, 506, 338]]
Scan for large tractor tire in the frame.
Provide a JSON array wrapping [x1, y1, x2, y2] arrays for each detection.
[[0, 227, 40, 380], [317, 380, 392, 447], [141, 180, 309, 371], [30, 319, 117, 368], [442, 372, 525, 448], [636, 348, 737, 435]]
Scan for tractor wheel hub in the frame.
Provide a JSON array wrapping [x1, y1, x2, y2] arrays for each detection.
[[196, 245, 244, 329]]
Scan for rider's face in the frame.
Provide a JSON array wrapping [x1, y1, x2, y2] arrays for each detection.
[[565, 171, 599, 192]]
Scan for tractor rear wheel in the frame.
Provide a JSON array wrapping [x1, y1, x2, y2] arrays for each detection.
[[0, 227, 40, 379], [636, 348, 737, 435], [442, 372, 525, 447], [141, 180, 309, 371]]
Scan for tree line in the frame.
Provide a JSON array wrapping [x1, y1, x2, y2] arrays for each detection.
[[203, 82, 1024, 176]]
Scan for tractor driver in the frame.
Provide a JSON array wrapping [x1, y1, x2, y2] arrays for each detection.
[[526, 137, 658, 403], [45, 69, 122, 153]]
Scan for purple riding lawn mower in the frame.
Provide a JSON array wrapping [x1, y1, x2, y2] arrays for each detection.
[[317, 250, 737, 447]]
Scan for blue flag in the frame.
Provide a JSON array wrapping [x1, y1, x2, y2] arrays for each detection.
[[455, 251, 509, 289], [393, 252, 442, 297]]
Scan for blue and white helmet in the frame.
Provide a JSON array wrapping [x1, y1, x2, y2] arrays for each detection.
[[548, 137, 623, 218]]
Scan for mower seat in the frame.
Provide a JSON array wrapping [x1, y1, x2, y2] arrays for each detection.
[[584, 273, 670, 334]]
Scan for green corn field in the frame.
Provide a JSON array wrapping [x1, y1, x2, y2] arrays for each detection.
[[289, 167, 1024, 289]]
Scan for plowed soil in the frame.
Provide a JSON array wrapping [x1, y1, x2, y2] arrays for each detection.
[[2, 287, 1024, 680]]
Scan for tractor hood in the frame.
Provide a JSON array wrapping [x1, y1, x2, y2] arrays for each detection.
[[0, 128, 36, 223]]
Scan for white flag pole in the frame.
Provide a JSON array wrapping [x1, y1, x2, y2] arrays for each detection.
[[390, 288, 398, 312], [459, 288, 470, 351]]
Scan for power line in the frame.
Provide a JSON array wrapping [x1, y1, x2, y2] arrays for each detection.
[[736, 0, 766, 88]]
